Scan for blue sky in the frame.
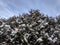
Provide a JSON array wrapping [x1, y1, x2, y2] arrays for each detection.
[[0, 0, 60, 19]]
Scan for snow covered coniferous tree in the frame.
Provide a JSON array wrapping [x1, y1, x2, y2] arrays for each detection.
[[0, 10, 60, 45]]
